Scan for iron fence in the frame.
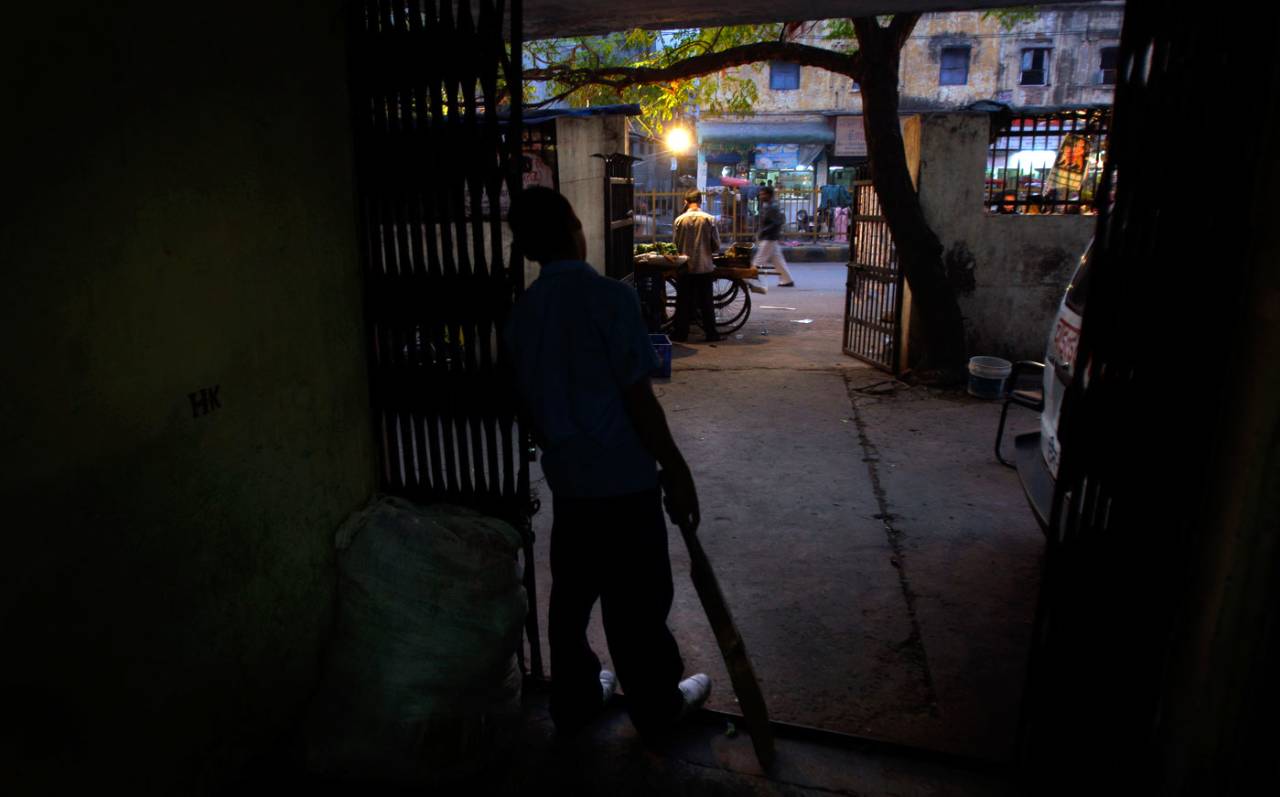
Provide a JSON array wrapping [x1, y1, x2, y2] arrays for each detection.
[[986, 107, 1111, 215], [634, 186, 859, 245]]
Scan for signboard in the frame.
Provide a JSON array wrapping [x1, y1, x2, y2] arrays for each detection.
[[834, 115, 867, 157], [835, 115, 917, 158], [753, 143, 800, 170]]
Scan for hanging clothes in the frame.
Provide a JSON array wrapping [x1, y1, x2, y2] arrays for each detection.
[[833, 206, 851, 242], [818, 183, 853, 211]]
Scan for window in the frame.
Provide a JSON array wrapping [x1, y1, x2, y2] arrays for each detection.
[[939, 46, 970, 86], [1098, 47, 1119, 85], [851, 79, 860, 92], [984, 107, 1111, 215], [770, 61, 800, 91], [1021, 48, 1050, 85]]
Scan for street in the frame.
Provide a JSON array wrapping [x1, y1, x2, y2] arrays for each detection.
[[527, 263, 1044, 760]]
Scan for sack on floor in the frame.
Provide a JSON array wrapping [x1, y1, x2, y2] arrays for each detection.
[[305, 495, 527, 784]]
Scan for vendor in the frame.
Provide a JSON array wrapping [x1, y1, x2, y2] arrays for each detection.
[[671, 189, 722, 343]]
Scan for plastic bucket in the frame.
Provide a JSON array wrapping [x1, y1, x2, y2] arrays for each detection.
[[967, 356, 1012, 399], [650, 333, 673, 379]]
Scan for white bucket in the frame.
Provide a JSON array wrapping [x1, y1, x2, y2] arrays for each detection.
[[967, 356, 1012, 399]]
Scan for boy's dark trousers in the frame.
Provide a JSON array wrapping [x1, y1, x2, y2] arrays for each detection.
[[548, 487, 685, 735]]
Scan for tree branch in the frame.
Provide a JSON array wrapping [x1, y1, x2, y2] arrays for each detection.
[[887, 12, 921, 51], [525, 40, 861, 90], [851, 17, 879, 55]]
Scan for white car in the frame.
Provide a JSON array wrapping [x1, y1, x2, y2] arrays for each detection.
[[1040, 241, 1091, 481], [1007, 241, 1092, 530]]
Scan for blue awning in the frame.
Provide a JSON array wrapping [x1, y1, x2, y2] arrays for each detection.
[[699, 121, 835, 145]]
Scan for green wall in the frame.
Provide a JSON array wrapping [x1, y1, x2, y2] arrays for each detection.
[[1, 2, 375, 790]]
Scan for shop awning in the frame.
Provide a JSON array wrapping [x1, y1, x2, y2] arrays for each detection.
[[698, 121, 835, 146], [705, 150, 743, 164]]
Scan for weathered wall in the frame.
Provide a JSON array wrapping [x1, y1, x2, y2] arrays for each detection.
[[984, 2, 1123, 109], [553, 114, 630, 276], [708, 4, 1123, 122], [1, 1, 374, 791], [900, 11, 1006, 106], [914, 113, 1094, 362]]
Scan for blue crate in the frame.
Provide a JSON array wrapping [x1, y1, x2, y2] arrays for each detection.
[[649, 333, 672, 379]]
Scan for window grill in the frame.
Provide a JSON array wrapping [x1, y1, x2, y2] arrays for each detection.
[[1021, 48, 1050, 86], [769, 61, 800, 91], [1098, 47, 1119, 85], [940, 46, 971, 86], [985, 107, 1110, 215]]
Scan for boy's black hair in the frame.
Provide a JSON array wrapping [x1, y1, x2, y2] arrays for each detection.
[[509, 186, 580, 263]]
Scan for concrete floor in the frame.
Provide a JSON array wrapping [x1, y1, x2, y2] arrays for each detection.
[[525, 264, 1045, 764], [243, 265, 1043, 795], [504, 690, 1015, 796]]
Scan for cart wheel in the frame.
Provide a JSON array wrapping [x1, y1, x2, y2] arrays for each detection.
[[712, 278, 738, 305], [713, 278, 751, 335], [651, 275, 747, 335], [663, 277, 679, 332]]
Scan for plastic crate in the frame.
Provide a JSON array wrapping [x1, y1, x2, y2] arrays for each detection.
[[649, 333, 672, 379]]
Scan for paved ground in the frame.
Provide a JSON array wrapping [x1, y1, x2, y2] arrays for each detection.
[[246, 265, 1042, 795], [524, 264, 1044, 767], [505, 691, 1015, 796]]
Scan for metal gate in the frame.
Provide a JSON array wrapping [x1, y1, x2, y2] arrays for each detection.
[[843, 180, 905, 373], [347, 0, 543, 677]]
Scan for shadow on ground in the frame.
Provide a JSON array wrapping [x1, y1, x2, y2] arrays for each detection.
[[522, 264, 1045, 776]]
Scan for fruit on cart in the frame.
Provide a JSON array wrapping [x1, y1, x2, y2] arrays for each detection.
[[634, 242, 679, 256]]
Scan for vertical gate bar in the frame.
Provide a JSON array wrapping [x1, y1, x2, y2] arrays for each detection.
[[375, 0, 389, 34], [499, 0, 525, 509], [879, 225, 888, 365], [850, 185, 860, 356], [392, 335, 413, 491], [887, 226, 894, 367], [842, 181, 902, 371], [504, 0, 544, 681], [387, 77, 420, 488], [477, 0, 505, 508], [406, 15, 438, 494], [353, 0, 530, 512], [875, 194, 885, 365], [442, 0, 479, 502], [872, 190, 880, 363], [352, 0, 539, 676], [424, 2, 462, 498], [413, 3, 448, 496], [457, 2, 491, 499]]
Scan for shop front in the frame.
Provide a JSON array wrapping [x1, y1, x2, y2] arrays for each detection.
[[697, 120, 835, 191]]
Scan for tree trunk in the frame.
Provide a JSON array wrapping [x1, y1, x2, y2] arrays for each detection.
[[854, 16, 966, 378]]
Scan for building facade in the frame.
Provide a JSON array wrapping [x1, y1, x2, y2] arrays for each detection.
[[696, 3, 1124, 193]]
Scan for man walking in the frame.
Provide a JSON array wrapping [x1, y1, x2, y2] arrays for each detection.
[[672, 189, 722, 343], [753, 186, 796, 288], [505, 187, 712, 739]]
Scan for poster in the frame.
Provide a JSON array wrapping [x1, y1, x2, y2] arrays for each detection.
[[834, 116, 867, 157], [753, 143, 800, 170]]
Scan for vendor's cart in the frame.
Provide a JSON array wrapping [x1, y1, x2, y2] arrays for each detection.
[[623, 252, 757, 336]]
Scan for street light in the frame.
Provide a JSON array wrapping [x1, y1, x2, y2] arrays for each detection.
[[665, 125, 693, 155]]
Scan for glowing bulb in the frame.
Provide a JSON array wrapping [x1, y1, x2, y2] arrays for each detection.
[[665, 126, 693, 154]]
